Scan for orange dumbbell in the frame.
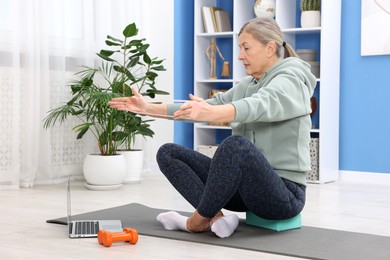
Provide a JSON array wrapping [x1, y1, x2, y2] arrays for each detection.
[[98, 228, 138, 247]]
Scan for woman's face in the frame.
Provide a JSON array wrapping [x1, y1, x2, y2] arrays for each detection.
[[238, 31, 276, 79]]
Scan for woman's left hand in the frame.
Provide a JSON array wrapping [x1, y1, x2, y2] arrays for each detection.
[[174, 94, 212, 121]]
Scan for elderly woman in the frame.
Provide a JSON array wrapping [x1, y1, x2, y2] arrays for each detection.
[[108, 16, 316, 238]]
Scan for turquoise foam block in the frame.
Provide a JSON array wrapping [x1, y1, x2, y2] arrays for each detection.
[[246, 212, 301, 232]]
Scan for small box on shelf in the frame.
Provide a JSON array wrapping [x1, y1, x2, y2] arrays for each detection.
[[296, 49, 320, 78], [197, 145, 218, 158], [307, 137, 319, 181]]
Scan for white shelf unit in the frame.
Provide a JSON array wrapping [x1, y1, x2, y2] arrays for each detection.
[[193, 0, 341, 183]]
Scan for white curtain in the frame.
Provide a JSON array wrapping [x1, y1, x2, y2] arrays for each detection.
[[0, 0, 174, 189]]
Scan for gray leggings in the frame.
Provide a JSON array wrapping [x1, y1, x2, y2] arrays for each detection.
[[156, 135, 306, 220]]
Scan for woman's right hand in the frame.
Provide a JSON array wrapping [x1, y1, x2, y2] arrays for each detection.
[[108, 87, 148, 113]]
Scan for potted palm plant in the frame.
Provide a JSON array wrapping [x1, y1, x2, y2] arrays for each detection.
[[43, 22, 168, 189], [99, 22, 168, 183], [300, 0, 321, 28]]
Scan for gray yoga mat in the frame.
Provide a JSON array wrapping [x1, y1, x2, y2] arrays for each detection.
[[47, 203, 390, 260]]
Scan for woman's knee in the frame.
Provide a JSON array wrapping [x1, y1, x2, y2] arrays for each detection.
[[219, 135, 246, 149], [223, 135, 246, 144], [218, 135, 254, 154], [156, 143, 177, 164]]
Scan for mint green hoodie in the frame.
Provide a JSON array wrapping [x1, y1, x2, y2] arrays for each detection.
[[169, 57, 316, 185]]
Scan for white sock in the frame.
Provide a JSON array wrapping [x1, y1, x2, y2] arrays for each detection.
[[156, 211, 189, 232], [211, 214, 239, 238]]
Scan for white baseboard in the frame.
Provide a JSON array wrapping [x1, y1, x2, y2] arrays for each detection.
[[340, 170, 390, 186], [30, 170, 390, 186], [33, 175, 84, 186]]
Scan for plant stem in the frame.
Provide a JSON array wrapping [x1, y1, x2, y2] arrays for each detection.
[[122, 36, 127, 95]]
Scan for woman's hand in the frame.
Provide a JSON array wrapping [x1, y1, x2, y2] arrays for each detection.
[[108, 87, 148, 113], [174, 94, 212, 121]]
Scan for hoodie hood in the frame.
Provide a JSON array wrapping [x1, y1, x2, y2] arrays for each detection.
[[262, 57, 317, 97]]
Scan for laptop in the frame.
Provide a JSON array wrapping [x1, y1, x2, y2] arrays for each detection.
[[67, 176, 123, 238]]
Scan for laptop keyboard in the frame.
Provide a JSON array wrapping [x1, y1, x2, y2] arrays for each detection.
[[74, 221, 99, 235]]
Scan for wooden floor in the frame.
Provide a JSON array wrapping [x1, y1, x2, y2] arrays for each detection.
[[1, 173, 390, 259]]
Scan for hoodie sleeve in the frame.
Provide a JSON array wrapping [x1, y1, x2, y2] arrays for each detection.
[[232, 68, 316, 123], [167, 103, 181, 116]]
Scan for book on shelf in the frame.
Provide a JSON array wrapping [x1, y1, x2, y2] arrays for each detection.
[[201, 6, 214, 33], [215, 10, 232, 32], [210, 6, 223, 32]]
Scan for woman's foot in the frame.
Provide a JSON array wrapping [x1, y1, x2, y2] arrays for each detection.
[[157, 211, 188, 231], [210, 214, 239, 238], [186, 210, 211, 232]]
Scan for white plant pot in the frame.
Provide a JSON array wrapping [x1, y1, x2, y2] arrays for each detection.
[[119, 149, 144, 184], [83, 154, 126, 188], [301, 11, 321, 28]]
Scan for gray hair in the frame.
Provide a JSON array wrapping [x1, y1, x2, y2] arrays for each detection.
[[238, 17, 298, 58]]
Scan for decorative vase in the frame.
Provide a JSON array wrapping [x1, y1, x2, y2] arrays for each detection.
[[83, 154, 126, 189], [310, 96, 317, 118], [301, 11, 321, 28], [221, 61, 230, 78], [119, 149, 144, 184], [254, 0, 276, 18]]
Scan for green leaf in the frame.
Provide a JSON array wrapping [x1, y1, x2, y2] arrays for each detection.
[[151, 65, 166, 71], [146, 71, 158, 79], [75, 124, 89, 139], [151, 59, 164, 65], [71, 109, 84, 116], [130, 39, 145, 45], [123, 23, 138, 38], [66, 96, 79, 106], [122, 84, 133, 96], [126, 70, 135, 82], [137, 125, 154, 137], [129, 52, 143, 59], [96, 52, 115, 62], [113, 65, 125, 73], [126, 56, 139, 68], [112, 131, 128, 142], [110, 80, 124, 93], [105, 40, 122, 46], [71, 84, 81, 94], [107, 35, 123, 44], [81, 76, 93, 86], [113, 65, 136, 81], [147, 89, 170, 95], [122, 44, 134, 50], [144, 92, 155, 98], [99, 49, 116, 57], [138, 44, 150, 53], [143, 53, 151, 64]]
